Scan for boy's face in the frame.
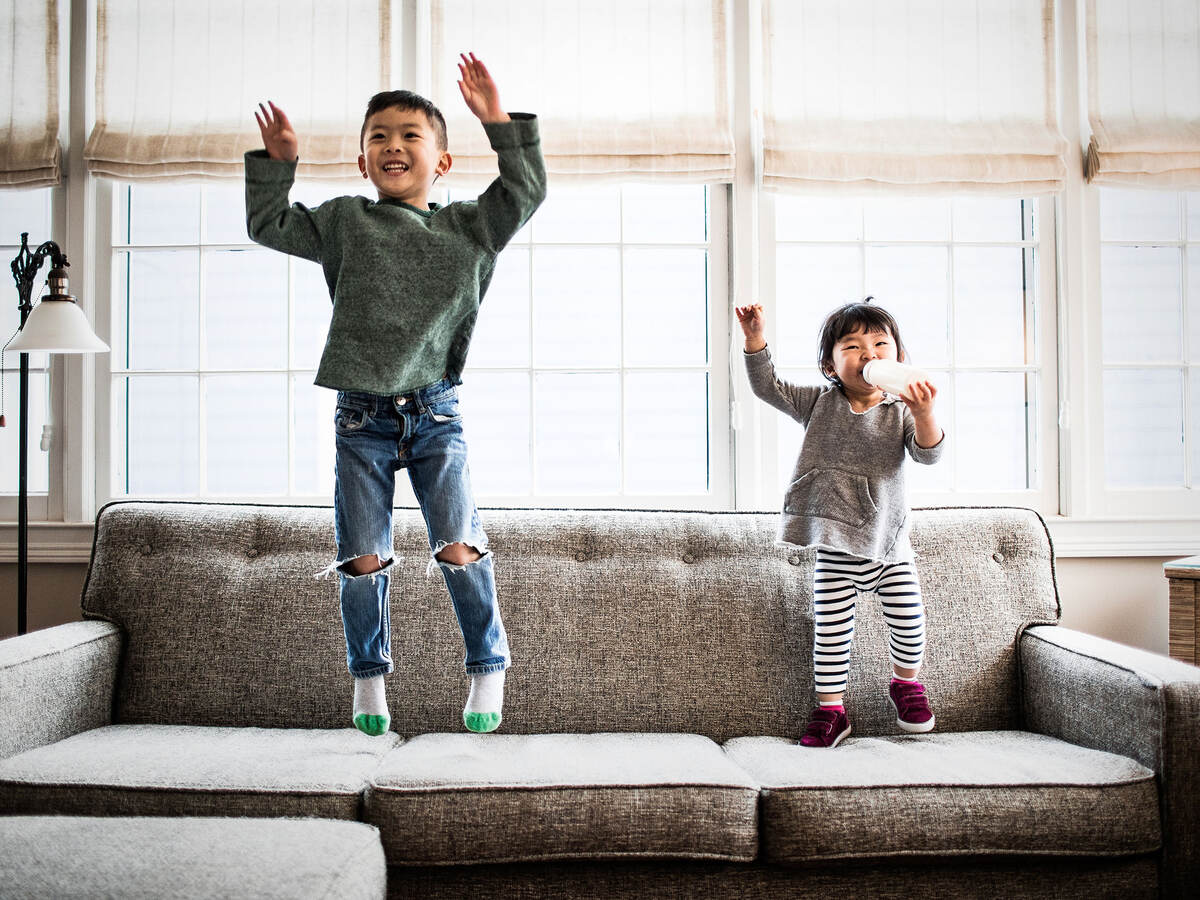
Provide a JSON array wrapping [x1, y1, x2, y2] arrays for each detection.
[[826, 326, 902, 396], [358, 106, 451, 208]]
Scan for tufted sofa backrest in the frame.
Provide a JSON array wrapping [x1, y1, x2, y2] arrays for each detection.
[[81, 502, 1058, 740]]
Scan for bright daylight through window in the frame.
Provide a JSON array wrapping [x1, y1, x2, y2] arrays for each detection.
[[108, 181, 714, 505]]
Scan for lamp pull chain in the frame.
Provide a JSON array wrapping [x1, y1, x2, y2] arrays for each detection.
[[0, 327, 17, 427], [1, 333, 11, 428]]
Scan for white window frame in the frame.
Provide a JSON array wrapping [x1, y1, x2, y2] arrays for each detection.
[[1050, 0, 1199, 553], [9, 0, 1198, 564], [737, 193, 1059, 516], [1081, 187, 1200, 518], [455, 182, 732, 511], [0, 1, 90, 564], [95, 180, 348, 505]]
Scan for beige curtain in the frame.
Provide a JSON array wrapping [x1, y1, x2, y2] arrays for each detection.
[[1, 0, 60, 189], [763, 0, 1067, 196], [431, 0, 734, 183], [85, 0, 390, 182], [1085, 0, 1200, 186]]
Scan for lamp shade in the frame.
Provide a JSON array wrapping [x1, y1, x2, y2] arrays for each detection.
[[8, 298, 109, 353]]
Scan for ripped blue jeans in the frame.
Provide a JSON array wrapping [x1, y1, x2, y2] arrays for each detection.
[[331, 379, 509, 679]]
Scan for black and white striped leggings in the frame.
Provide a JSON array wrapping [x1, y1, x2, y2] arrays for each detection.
[[812, 548, 927, 695]]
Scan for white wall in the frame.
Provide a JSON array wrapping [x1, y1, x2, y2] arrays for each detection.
[[1056, 556, 1172, 656]]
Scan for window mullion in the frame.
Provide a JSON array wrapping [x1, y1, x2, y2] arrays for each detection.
[[624, 187, 633, 496], [527, 239, 537, 497], [287, 257, 297, 497], [196, 208, 208, 495]]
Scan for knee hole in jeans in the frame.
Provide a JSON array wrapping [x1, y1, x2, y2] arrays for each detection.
[[434, 543, 483, 567], [345, 554, 385, 576]]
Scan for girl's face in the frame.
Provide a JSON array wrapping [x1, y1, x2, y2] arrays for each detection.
[[826, 326, 902, 397]]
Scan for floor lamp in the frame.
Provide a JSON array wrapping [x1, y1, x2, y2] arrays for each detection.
[[6, 233, 108, 636]]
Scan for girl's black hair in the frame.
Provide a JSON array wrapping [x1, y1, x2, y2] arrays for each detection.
[[816, 296, 906, 385]]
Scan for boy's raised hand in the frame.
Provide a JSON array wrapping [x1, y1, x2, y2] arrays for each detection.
[[457, 53, 509, 124], [735, 304, 767, 352], [255, 101, 299, 162]]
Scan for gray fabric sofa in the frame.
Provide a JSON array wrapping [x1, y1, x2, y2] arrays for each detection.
[[0, 816, 387, 899], [1, 501, 1197, 899]]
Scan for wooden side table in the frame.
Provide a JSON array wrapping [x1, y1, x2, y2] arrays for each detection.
[[1165, 556, 1200, 665]]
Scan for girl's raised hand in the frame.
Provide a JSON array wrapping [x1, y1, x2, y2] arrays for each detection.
[[457, 53, 509, 124], [735, 304, 767, 352], [735, 304, 765, 337], [255, 101, 299, 162]]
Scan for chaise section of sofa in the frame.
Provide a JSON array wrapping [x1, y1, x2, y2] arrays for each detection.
[[0, 816, 387, 900]]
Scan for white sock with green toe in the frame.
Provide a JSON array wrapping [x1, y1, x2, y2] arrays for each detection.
[[353, 675, 390, 736], [463, 670, 505, 733]]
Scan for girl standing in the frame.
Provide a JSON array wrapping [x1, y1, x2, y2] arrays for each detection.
[[737, 299, 945, 748]]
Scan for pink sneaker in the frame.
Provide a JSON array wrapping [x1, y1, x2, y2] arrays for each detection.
[[889, 679, 935, 733], [799, 707, 851, 748]]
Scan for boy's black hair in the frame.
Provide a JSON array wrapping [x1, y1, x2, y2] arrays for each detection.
[[817, 297, 907, 385], [360, 90, 448, 151]]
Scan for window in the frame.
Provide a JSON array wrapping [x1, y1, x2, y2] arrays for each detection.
[[762, 195, 1053, 508], [1098, 188, 1200, 502], [460, 183, 725, 506], [104, 182, 346, 499], [1, 189, 55, 508], [102, 180, 728, 508]]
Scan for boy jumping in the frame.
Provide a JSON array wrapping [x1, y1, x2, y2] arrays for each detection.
[[246, 54, 546, 736]]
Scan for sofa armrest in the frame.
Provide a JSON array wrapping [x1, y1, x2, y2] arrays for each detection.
[[1020, 624, 1200, 894], [0, 620, 122, 759]]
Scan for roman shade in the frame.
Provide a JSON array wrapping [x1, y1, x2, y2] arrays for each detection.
[[763, 0, 1068, 196], [1084, 0, 1200, 186], [1, 0, 60, 188], [84, 0, 390, 181], [430, 0, 734, 183]]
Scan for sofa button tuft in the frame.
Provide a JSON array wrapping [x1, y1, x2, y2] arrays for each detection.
[[993, 551, 1005, 564], [788, 554, 802, 566], [246, 548, 259, 559], [575, 551, 589, 562], [140, 544, 152, 556], [682, 552, 696, 564]]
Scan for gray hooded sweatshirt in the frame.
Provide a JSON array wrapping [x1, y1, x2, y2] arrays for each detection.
[[745, 345, 945, 563]]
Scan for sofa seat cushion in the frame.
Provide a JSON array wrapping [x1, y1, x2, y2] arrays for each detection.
[[0, 815, 386, 899], [366, 732, 760, 865], [0, 724, 399, 818], [724, 731, 1159, 863]]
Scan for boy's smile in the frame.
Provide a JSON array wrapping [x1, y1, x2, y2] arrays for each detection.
[[358, 107, 451, 208]]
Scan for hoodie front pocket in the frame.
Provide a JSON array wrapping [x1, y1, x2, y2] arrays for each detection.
[[783, 468, 877, 528]]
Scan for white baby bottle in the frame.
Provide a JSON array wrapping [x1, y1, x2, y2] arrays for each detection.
[[862, 359, 929, 395]]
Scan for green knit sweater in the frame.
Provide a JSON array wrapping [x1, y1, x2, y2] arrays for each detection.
[[244, 114, 546, 395]]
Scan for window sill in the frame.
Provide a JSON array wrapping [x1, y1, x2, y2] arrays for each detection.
[[0, 522, 97, 564], [1043, 516, 1200, 558]]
